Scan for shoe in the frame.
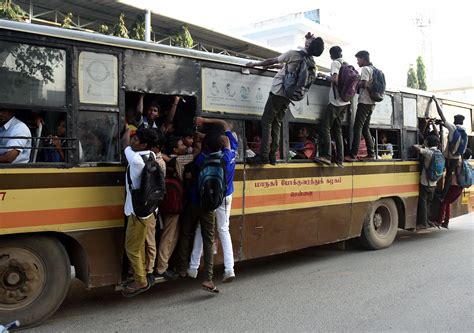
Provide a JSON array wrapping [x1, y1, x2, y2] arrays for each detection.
[[334, 161, 344, 168], [427, 220, 439, 229], [269, 154, 276, 166], [344, 155, 357, 162], [146, 273, 155, 285], [187, 268, 198, 279], [246, 155, 269, 164], [153, 270, 178, 281], [360, 155, 375, 161], [314, 156, 331, 165], [441, 221, 449, 229], [223, 270, 235, 283], [416, 223, 429, 230]]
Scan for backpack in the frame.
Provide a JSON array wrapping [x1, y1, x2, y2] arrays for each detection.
[[282, 51, 316, 101], [198, 151, 227, 211], [334, 61, 359, 102], [368, 66, 386, 102], [425, 148, 445, 183], [127, 154, 166, 219], [449, 126, 468, 156], [159, 157, 184, 214], [457, 160, 473, 188]]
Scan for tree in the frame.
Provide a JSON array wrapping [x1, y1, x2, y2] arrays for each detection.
[[98, 23, 109, 35], [173, 25, 193, 48], [0, 0, 26, 21], [113, 13, 129, 39], [61, 12, 73, 29], [130, 14, 146, 41], [416, 56, 427, 91], [406, 64, 418, 89]]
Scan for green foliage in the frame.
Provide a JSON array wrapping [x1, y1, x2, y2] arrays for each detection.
[[61, 12, 73, 29], [130, 14, 146, 41], [406, 65, 418, 89], [98, 23, 109, 35], [113, 13, 129, 39], [173, 25, 193, 48], [0, 0, 26, 22], [416, 56, 427, 91]]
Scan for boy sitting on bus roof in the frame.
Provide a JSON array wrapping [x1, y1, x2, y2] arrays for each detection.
[[0, 108, 32, 164]]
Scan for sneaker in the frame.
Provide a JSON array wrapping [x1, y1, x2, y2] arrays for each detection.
[[222, 270, 235, 283], [246, 155, 269, 165], [334, 161, 344, 168], [187, 268, 198, 279], [314, 156, 331, 165], [441, 221, 449, 229], [154, 270, 178, 281]]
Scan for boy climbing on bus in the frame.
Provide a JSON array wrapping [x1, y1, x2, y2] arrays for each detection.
[[136, 94, 181, 134], [245, 33, 324, 165]]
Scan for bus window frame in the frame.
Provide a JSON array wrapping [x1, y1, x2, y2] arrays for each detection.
[[0, 33, 74, 168]]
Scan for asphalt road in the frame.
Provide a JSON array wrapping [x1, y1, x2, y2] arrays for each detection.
[[28, 213, 474, 332]]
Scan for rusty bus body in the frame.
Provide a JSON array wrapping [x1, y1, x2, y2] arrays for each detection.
[[0, 20, 473, 328]]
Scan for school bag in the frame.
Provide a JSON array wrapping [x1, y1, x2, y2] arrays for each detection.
[[198, 151, 227, 211], [282, 51, 316, 102], [449, 126, 468, 156], [127, 154, 166, 218], [159, 157, 184, 214], [334, 61, 360, 102], [368, 66, 386, 102], [457, 160, 473, 188], [425, 148, 445, 183]]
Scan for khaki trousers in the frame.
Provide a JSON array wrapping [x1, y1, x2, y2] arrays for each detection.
[[145, 216, 157, 273], [156, 214, 180, 273], [125, 214, 154, 285]]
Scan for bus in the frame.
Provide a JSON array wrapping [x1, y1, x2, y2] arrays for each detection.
[[0, 19, 473, 328]]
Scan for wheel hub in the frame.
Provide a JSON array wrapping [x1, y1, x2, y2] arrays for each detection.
[[373, 213, 383, 229]]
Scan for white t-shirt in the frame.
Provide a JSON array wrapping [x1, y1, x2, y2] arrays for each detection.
[[444, 121, 464, 160], [358, 66, 375, 105], [420, 147, 440, 187], [329, 58, 351, 107], [271, 49, 308, 97], [124, 146, 155, 216], [0, 116, 32, 163]]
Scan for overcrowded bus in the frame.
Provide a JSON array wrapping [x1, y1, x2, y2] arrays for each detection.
[[0, 19, 473, 328]]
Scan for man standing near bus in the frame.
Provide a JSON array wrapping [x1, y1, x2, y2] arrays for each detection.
[[345, 51, 376, 162], [0, 108, 31, 164], [245, 33, 324, 165], [316, 46, 350, 167]]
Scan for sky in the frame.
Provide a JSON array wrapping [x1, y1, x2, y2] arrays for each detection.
[[122, 0, 473, 92]]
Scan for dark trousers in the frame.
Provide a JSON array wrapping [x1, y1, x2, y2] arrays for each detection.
[[176, 203, 215, 281], [437, 185, 463, 224], [416, 184, 436, 226], [320, 103, 348, 162], [260, 93, 291, 159], [442, 158, 459, 198], [350, 103, 375, 157]]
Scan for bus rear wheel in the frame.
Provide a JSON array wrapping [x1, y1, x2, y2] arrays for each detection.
[[359, 198, 399, 250], [0, 235, 71, 328]]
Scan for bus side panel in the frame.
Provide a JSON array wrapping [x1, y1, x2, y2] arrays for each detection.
[[66, 227, 124, 288]]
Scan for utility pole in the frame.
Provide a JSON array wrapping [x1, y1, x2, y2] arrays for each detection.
[[414, 12, 433, 86]]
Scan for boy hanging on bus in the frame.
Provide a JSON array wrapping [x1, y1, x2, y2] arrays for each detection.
[[413, 135, 444, 229], [136, 93, 181, 134], [345, 51, 377, 162], [432, 96, 468, 199], [245, 33, 324, 165], [316, 46, 352, 167], [436, 148, 472, 229], [0, 108, 31, 164], [187, 116, 238, 283]]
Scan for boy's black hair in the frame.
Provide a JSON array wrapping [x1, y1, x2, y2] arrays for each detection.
[[329, 46, 342, 59], [463, 148, 472, 160], [426, 134, 439, 148], [150, 128, 165, 149], [182, 128, 195, 138], [307, 37, 324, 57], [135, 127, 159, 149], [165, 136, 182, 155], [146, 100, 160, 111], [355, 50, 370, 62], [203, 131, 223, 152], [454, 114, 465, 125]]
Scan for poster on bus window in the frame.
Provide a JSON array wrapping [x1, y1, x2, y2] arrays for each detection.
[[370, 95, 393, 125], [289, 85, 328, 120], [79, 52, 118, 105]]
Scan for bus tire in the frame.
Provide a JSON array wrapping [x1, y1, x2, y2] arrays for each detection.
[[0, 235, 71, 328], [359, 198, 399, 250]]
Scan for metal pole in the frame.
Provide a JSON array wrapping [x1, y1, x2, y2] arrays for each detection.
[[29, 0, 33, 23], [145, 9, 151, 42]]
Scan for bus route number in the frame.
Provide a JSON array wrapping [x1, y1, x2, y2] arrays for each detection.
[[0, 192, 6, 201]]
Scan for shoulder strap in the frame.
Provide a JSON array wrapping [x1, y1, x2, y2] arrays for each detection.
[[126, 166, 133, 191]]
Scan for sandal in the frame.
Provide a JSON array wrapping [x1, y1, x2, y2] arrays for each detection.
[[121, 281, 150, 298], [202, 282, 219, 294]]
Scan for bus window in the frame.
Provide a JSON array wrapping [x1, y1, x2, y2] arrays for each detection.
[[224, 119, 244, 162], [77, 111, 119, 163], [376, 130, 400, 159], [245, 120, 261, 159], [288, 122, 317, 161], [0, 41, 66, 108]]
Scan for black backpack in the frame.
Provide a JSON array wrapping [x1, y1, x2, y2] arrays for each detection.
[[127, 154, 166, 218], [283, 51, 316, 101], [368, 66, 386, 102], [198, 151, 227, 211]]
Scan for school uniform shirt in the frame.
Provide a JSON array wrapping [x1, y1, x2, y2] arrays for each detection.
[[444, 121, 465, 160], [124, 146, 155, 216], [155, 152, 166, 177], [419, 146, 440, 187], [271, 48, 308, 98], [0, 116, 32, 164], [329, 58, 351, 107], [172, 153, 195, 181], [358, 66, 375, 105]]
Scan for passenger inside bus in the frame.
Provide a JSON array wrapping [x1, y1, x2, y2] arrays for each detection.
[[0, 108, 32, 164], [289, 124, 316, 160]]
